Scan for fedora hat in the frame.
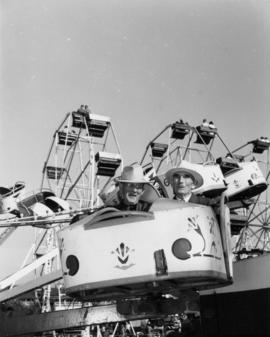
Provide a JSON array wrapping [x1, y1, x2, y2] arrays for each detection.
[[115, 164, 149, 184], [165, 166, 204, 188]]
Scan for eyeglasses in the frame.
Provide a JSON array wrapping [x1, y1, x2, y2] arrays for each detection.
[[124, 183, 145, 190]]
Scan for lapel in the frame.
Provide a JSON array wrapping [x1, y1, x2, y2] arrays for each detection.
[[189, 194, 199, 203]]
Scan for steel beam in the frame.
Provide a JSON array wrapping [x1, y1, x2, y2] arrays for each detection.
[[0, 248, 59, 290], [0, 269, 63, 302], [0, 302, 169, 336]]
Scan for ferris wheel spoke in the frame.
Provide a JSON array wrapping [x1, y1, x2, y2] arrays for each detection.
[[247, 226, 264, 241], [265, 231, 270, 251], [262, 229, 270, 251], [255, 215, 266, 227], [246, 195, 261, 222], [257, 200, 269, 223], [234, 227, 246, 251], [253, 228, 265, 249], [263, 205, 270, 225], [258, 201, 270, 225], [246, 205, 270, 225]]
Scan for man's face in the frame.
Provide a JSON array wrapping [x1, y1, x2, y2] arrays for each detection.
[[172, 173, 195, 198], [119, 182, 145, 205]]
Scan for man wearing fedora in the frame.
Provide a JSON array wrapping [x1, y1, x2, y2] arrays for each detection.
[[110, 163, 152, 211], [165, 166, 211, 205]]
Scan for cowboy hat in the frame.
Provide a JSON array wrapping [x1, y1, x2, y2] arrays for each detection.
[[165, 166, 204, 188], [115, 164, 149, 184]]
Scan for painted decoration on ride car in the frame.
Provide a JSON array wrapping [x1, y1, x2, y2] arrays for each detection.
[[171, 213, 222, 261], [111, 242, 135, 270]]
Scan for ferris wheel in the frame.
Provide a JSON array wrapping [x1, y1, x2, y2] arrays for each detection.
[[40, 105, 123, 210], [140, 119, 270, 259], [0, 106, 124, 318], [140, 119, 234, 200], [228, 138, 270, 257]]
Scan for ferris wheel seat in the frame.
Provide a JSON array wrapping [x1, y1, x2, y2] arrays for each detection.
[[0, 186, 11, 196], [224, 161, 267, 201], [193, 165, 227, 197], [87, 122, 108, 139], [1, 197, 19, 215], [30, 202, 55, 216], [46, 166, 66, 180], [18, 189, 55, 207], [171, 122, 190, 140], [0, 181, 25, 198], [87, 124, 108, 138], [45, 196, 71, 212], [17, 190, 68, 217], [226, 183, 267, 202], [58, 199, 232, 301], [251, 138, 270, 154], [95, 151, 122, 177], [216, 157, 241, 176], [85, 113, 110, 137], [194, 126, 217, 145], [72, 111, 88, 128], [57, 131, 77, 146], [150, 142, 168, 158]]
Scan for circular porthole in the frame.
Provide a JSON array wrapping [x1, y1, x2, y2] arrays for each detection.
[[172, 238, 192, 260], [66, 255, 79, 276]]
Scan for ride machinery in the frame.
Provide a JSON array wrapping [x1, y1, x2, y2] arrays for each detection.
[[0, 114, 268, 337]]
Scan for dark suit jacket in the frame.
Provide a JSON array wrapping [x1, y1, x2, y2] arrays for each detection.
[[174, 194, 213, 206], [113, 200, 151, 212], [189, 194, 213, 206]]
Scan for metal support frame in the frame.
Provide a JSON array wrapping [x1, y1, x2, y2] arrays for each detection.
[[140, 121, 227, 175], [0, 270, 63, 303], [0, 299, 189, 337], [0, 248, 59, 291]]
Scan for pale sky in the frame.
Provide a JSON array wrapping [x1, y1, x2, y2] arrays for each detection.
[[1, 0, 270, 279]]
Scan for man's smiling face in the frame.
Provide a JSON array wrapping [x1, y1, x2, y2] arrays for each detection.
[[120, 182, 145, 205]]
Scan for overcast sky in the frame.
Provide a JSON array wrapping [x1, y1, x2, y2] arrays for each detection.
[[1, 0, 270, 279]]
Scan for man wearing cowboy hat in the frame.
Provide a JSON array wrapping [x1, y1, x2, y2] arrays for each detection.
[[112, 163, 152, 211], [165, 166, 211, 205]]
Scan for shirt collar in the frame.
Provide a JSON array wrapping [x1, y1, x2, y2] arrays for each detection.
[[175, 193, 192, 202]]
